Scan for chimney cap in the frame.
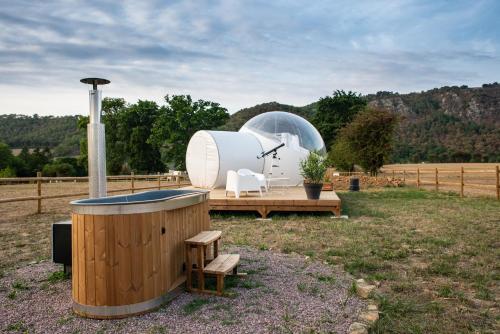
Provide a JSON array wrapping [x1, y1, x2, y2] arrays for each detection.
[[80, 78, 110, 89]]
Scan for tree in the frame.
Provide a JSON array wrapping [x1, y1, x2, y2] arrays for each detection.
[[102, 98, 128, 174], [0, 141, 13, 170], [149, 95, 229, 169], [42, 162, 76, 177], [329, 138, 356, 172], [332, 108, 397, 174], [27, 147, 51, 175], [120, 100, 164, 173], [77, 98, 163, 174], [313, 90, 367, 149]]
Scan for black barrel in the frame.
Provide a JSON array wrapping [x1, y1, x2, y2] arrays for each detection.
[[349, 177, 360, 191]]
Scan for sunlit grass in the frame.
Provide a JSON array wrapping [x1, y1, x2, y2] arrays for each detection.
[[212, 187, 499, 334]]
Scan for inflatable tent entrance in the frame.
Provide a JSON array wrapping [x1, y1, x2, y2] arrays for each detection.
[[186, 131, 264, 188], [185, 111, 326, 189]]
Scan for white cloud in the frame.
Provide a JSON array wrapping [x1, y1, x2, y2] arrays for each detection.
[[0, 0, 499, 115]]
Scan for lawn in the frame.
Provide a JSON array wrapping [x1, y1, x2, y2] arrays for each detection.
[[212, 187, 499, 334], [0, 186, 498, 333]]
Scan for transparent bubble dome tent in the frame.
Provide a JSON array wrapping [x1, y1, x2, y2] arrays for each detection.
[[186, 111, 326, 188], [239, 111, 326, 154]]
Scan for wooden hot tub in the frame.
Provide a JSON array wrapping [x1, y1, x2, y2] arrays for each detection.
[[70, 189, 210, 319]]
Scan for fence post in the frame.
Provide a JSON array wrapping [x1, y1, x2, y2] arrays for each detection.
[[435, 168, 439, 192], [392, 169, 395, 180], [403, 170, 406, 182], [417, 168, 420, 189], [157, 172, 161, 190], [496, 165, 499, 201], [131, 171, 135, 193], [37, 171, 42, 214], [460, 166, 464, 198], [176, 174, 181, 188]]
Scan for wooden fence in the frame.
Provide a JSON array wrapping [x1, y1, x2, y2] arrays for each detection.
[[380, 166, 500, 200], [0, 172, 191, 213]]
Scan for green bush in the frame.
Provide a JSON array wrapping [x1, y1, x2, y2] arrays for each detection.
[[0, 166, 16, 178], [42, 162, 76, 177]]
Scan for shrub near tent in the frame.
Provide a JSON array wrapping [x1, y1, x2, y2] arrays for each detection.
[[330, 108, 398, 175]]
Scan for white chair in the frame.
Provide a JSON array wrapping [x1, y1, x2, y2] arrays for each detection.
[[237, 169, 268, 192], [225, 170, 263, 199]]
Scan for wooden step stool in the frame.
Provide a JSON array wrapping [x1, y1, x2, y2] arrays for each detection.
[[185, 230, 242, 296], [204, 254, 240, 295]]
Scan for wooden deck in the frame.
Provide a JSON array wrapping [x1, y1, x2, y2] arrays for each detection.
[[199, 187, 341, 218]]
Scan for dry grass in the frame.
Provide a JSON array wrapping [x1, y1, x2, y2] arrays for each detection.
[[0, 184, 498, 333], [212, 188, 500, 334], [382, 163, 499, 198], [0, 180, 182, 272], [0, 180, 184, 221]]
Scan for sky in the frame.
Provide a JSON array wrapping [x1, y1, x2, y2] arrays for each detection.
[[0, 0, 499, 116]]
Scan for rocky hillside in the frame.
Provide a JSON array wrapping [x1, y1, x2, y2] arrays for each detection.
[[224, 83, 500, 163], [366, 84, 500, 162]]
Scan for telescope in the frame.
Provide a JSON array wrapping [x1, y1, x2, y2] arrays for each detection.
[[257, 142, 285, 159]]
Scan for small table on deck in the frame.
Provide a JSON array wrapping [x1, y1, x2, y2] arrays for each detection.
[[266, 177, 290, 194], [184, 230, 222, 292]]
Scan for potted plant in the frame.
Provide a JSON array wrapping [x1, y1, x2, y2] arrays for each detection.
[[299, 151, 328, 199], [322, 174, 333, 191]]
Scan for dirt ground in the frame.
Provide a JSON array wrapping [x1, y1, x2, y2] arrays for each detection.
[[0, 180, 187, 221], [0, 247, 365, 334], [0, 180, 186, 271], [0, 184, 498, 333]]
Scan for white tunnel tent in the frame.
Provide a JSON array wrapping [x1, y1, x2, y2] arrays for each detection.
[[186, 111, 326, 189], [186, 131, 264, 188]]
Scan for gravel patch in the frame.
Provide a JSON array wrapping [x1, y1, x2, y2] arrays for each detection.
[[0, 246, 365, 333]]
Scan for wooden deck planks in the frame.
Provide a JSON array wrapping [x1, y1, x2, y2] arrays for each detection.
[[200, 187, 341, 218]]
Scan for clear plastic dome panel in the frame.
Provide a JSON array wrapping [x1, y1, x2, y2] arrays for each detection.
[[240, 111, 326, 153]]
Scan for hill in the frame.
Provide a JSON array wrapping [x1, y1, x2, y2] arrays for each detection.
[[0, 114, 81, 156], [1, 83, 499, 163], [218, 101, 316, 131], [224, 84, 500, 163]]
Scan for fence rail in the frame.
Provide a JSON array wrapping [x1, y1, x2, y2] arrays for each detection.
[[380, 166, 500, 200], [0, 172, 191, 213]]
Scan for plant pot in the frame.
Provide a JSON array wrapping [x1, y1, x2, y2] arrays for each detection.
[[322, 182, 333, 191], [304, 183, 323, 199]]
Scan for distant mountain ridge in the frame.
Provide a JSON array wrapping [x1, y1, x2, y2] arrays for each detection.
[[0, 114, 81, 156], [1, 84, 499, 162], [221, 84, 500, 162]]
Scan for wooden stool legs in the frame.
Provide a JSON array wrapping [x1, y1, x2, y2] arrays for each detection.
[[185, 244, 192, 291], [216, 274, 224, 295], [197, 246, 205, 291]]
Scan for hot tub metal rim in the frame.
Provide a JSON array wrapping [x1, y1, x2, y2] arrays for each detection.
[[70, 190, 209, 215], [70, 189, 207, 206]]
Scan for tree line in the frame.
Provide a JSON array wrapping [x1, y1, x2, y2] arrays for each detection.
[[0, 91, 397, 177]]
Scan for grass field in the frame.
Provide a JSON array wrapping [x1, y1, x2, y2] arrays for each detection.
[[212, 188, 499, 333], [0, 183, 499, 333]]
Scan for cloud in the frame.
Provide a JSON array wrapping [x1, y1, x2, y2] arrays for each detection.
[[0, 0, 499, 116]]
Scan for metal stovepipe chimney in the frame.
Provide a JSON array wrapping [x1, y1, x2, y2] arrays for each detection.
[[80, 78, 110, 198]]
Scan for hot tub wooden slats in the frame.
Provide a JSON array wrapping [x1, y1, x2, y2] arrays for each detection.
[[106, 215, 117, 306], [152, 212, 161, 300], [77, 214, 86, 303], [72, 200, 210, 317], [94, 215, 106, 306]]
